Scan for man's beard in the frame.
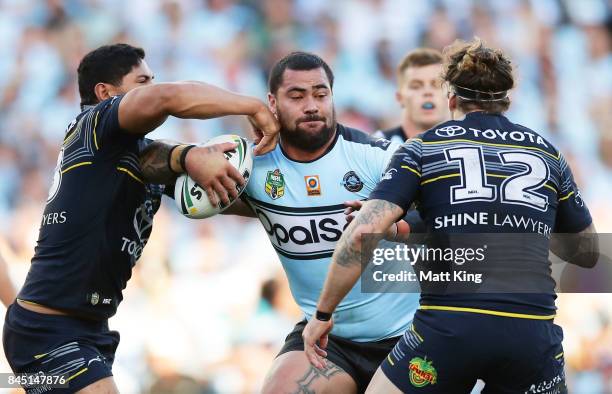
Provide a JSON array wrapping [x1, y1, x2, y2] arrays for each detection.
[[278, 110, 337, 152]]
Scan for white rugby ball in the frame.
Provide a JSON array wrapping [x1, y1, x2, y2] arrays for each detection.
[[174, 134, 253, 219]]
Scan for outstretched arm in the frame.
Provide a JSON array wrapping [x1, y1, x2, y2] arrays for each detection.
[[302, 199, 404, 368], [139, 139, 244, 207], [318, 199, 404, 312], [139, 139, 182, 185], [119, 82, 279, 155]]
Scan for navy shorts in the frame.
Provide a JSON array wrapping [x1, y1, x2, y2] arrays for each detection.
[[3, 302, 120, 393], [381, 309, 567, 393]]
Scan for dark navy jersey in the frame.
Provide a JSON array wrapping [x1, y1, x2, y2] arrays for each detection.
[[370, 111, 592, 316], [18, 96, 165, 320]]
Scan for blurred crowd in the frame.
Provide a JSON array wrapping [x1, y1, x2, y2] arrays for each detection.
[[0, 0, 610, 392]]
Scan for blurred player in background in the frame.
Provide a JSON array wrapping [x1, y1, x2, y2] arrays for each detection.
[[224, 51, 418, 393], [2, 43, 279, 393], [375, 48, 449, 143], [354, 48, 452, 244], [303, 39, 598, 393]]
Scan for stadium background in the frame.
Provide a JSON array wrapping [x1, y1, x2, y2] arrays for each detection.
[[0, 0, 610, 392]]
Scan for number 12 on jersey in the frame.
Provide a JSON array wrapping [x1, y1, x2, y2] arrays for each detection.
[[444, 146, 550, 211]]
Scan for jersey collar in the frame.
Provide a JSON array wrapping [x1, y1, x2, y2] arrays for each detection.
[[464, 111, 505, 119]]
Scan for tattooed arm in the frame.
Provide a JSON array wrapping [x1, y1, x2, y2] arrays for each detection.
[[344, 200, 409, 242], [139, 139, 245, 207], [139, 140, 184, 185], [302, 199, 404, 369], [317, 199, 404, 313]]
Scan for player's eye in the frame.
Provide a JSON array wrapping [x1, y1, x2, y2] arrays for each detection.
[[409, 82, 423, 89], [289, 95, 303, 100]]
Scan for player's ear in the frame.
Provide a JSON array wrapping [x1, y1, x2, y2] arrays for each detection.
[[395, 91, 404, 108], [267, 92, 277, 116], [448, 93, 457, 112], [94, 82, 113, 102]]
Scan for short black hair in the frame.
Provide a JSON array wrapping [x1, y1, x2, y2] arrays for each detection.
[[77, 43, 145, 106], [268, 51, 334, 94]]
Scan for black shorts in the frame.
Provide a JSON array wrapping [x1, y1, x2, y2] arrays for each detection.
[[3, 302, 120, 393], [278, 319, 401, 393], [381, 309, 567, 393]]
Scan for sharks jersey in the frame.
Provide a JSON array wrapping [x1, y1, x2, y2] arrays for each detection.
[[245, 124, 420, 341]]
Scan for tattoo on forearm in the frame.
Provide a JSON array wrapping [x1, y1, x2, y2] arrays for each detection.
[[335, 200, 401, 268], [291, 360, 344, 394], [334, 232, 363, 268], [139, 140, 178, 184]]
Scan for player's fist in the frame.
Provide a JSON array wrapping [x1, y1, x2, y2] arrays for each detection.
[[184, 142, 245, 207]]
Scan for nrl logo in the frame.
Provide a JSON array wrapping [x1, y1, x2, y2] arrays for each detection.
[[90, 292, 99, 306], [435, 125, 466, 138], [409, 357, 437, 387], [265, 169, 285, 200]]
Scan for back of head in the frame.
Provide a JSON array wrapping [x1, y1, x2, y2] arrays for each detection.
[[442, 38, 514, 113], [77, 43, 145, 108], [268, 51, 334, 94]]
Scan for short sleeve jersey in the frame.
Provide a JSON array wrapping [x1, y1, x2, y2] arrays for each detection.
[[370, 112, 592, 316], [244, 124, 420, 341], [18, 96, 165, 320]]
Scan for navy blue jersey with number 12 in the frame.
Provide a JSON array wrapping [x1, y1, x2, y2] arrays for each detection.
[[370, 111, 592, 317]]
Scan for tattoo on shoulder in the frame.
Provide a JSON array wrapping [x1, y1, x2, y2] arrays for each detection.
[[291, 360, 346, 394]]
